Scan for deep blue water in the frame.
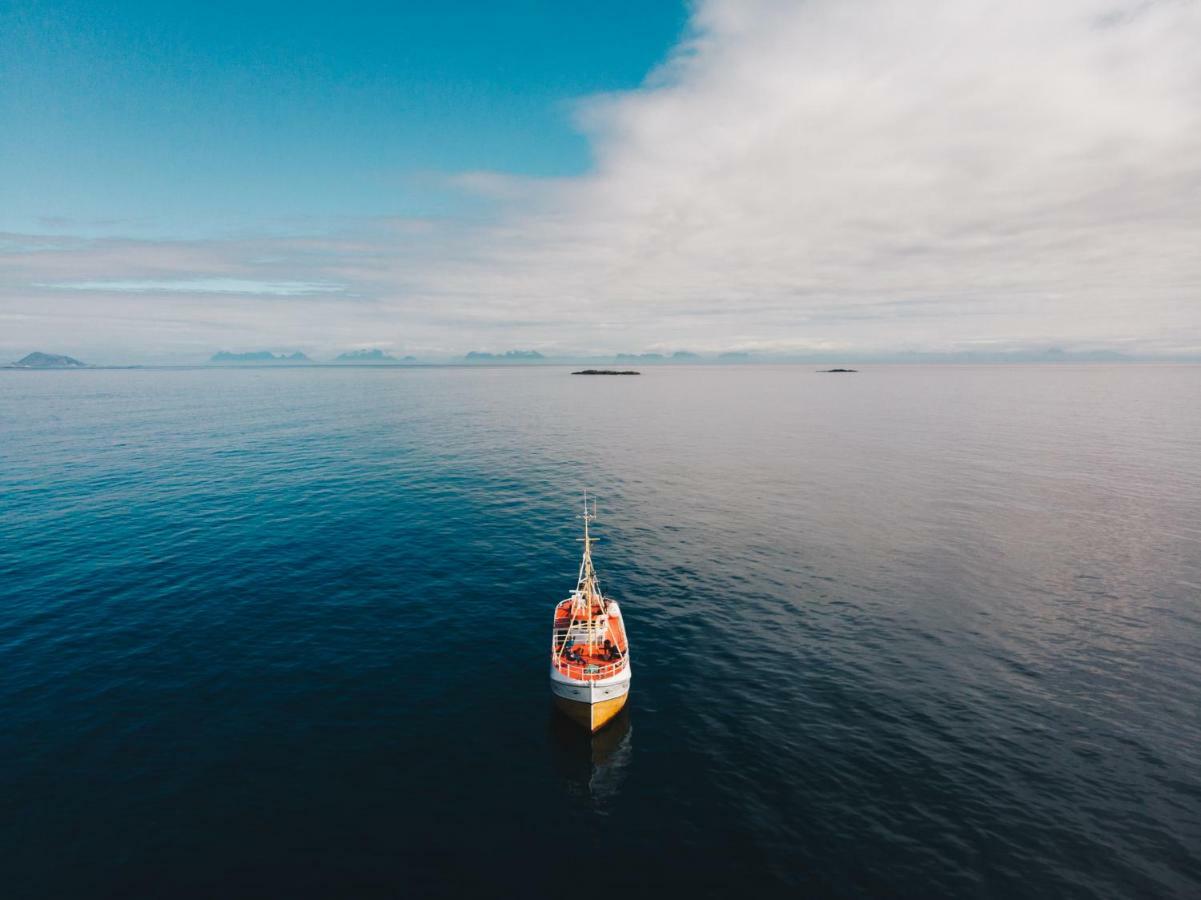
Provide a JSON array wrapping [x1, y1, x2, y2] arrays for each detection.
[[2, 365, 1200, 898]]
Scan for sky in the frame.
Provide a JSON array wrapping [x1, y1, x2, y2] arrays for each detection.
[[2, 0, 1199, 362]]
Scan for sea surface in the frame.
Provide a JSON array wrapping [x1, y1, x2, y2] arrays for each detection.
[[2, 365, 1199, 898]]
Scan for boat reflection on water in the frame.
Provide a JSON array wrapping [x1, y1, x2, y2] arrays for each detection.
[[548, 706, 632, 810]]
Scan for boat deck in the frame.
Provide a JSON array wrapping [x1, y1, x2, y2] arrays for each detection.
[[551, 598, 628, 682], [551, 653, 627, 682]]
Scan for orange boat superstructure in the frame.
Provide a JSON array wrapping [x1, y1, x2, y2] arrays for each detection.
[[549, 496, 631, 732]]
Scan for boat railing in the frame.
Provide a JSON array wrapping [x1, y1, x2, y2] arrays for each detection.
[[551, 622, 620, 643], [550, 655, 628, 682]]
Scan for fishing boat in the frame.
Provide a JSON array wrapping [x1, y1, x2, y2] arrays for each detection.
[[549, 496, 631, 732]]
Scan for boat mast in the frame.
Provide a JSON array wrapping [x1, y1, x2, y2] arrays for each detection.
[[578, 491, 602, 647]]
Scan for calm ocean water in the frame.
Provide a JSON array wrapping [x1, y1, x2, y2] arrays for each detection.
[[2, 365, 1199, 898]]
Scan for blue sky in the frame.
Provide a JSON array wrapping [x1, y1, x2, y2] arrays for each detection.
[[2, 0, 1199, 362], [1, 0, 687, 228]]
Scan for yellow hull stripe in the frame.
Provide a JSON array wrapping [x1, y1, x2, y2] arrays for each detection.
[[553, 693, 628, 733]]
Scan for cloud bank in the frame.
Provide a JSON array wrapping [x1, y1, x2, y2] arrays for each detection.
[[38, 279, 346, 296], [3, 0, 1200, 360]]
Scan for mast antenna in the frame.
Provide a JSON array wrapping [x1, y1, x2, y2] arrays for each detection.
[[577, 490, 603, 626]]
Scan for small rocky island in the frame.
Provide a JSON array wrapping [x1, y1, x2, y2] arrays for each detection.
[[571, 369, 640, 376], [819, 368, 858, 373], [10, 351, 87, 368]]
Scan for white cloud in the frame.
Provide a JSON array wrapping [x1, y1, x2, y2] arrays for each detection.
[[4, 0, 1200, 358], [38, 278, 346, 296], [390, 0, 1201, 355]]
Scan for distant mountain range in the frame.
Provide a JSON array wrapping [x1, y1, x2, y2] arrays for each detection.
[[9, 351, 87, 368], [4, 346, 1159, 369], [210, 351, 310, 363], [615, 351, 701, 361], [461, 349, 723, 363], [334, 348, 416, 363], [464, 350, 545, 361]]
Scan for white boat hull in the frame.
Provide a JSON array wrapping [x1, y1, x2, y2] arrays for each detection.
[[549, 666, 631, 732]]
